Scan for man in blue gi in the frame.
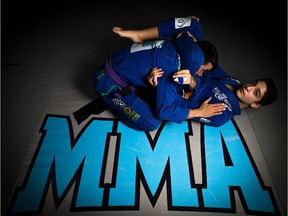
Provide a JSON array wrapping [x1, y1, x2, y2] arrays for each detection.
[[114, 16, 232, 77], [148, 67, 277, 127], [114, 16, 277, 127]]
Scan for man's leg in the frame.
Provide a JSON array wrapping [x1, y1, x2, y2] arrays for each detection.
[[101, 92, 161, 131]]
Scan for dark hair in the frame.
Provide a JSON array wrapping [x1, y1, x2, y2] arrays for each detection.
[[258, 77, 278, 106], [196, 40, 218, 69]]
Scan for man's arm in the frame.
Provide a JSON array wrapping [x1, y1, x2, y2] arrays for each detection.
[[148, 68, 226, 122], [187, 97, 226, 119], [148, 68, 196, 89]]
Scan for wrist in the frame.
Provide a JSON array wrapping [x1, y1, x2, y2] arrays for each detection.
[[188, 76, 197, 90], [188, 108, 201, 118]]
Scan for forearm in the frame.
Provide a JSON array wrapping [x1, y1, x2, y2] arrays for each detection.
[[186, 97, 227, 120], [188, 76, 197, 90], [187, 108, 203, 119]]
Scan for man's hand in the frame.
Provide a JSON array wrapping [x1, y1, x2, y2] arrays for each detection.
[[197, 97, 227, 117], [147, 67, 164, 87], [173, 69, 196, 89]]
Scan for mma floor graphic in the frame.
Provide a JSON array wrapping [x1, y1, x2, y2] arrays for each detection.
[[4, 87, 285, 216]]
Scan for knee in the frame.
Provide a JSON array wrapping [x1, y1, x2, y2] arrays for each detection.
[[119, 117, 161, 132], [134, 119, 161, 132]]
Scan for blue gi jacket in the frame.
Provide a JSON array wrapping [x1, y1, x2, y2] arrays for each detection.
[[182, 78, 241, 127], [110, 39, 199, 123]]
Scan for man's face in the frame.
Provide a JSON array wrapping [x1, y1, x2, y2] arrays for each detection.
[[236, 80, 267, 106], [195, 63, 213, 77]]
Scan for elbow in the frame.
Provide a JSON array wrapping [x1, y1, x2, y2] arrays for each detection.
[[156, 105, 187, 123], [205, 118, 228, 127], [208, 122, 225, 127], [157, 110, 169, 120], [156, 107, 173, 121]]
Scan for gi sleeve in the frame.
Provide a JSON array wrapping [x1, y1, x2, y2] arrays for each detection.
[[202, 65, 230, 79], [173, 33, 204, 75], [202, 65, 241, 87], [158, 17, 203, 41], [192, 111, 233, 127], [154, 76, 190, 123]]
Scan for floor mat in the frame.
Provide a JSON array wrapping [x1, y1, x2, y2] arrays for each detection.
[[5, 87, 285, 216]]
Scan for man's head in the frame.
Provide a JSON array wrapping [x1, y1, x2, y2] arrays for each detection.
[[236, 78, 278, 109], [196, 40, 218, 69], [195, 40, 218, 77]]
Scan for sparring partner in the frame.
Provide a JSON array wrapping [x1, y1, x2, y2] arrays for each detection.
[[148, 68, 277, 127], [113, 16, 237, 81]]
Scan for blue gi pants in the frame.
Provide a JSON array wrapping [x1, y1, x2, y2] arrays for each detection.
[[93, 68, 162, 131]]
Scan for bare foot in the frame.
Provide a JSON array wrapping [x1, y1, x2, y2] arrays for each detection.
[[112, 27, 142, 43]]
